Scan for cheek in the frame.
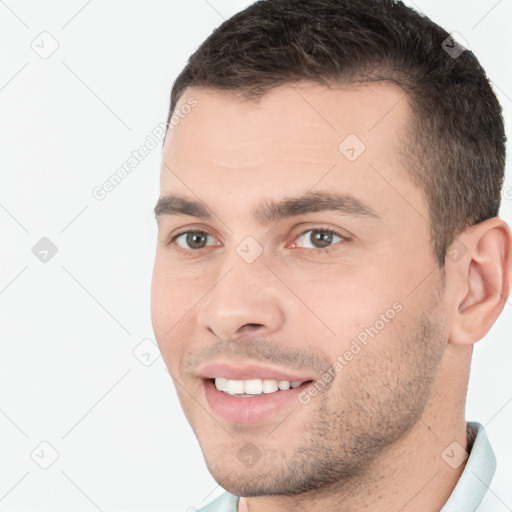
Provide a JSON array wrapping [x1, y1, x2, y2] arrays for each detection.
[[151, 253, 201, 317], [285, 262, 401, 341], [287, 271, 413, 383], [151, 257, 171, 335], [150, 256, 200, 363]]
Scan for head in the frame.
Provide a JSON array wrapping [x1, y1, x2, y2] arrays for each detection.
[[152, 0, 511, 499]]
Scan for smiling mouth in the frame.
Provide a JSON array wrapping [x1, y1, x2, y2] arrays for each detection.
[[202, 375, 315, 424], [211, 377, 313, 397]]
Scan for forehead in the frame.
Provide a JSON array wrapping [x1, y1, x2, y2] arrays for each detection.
[[160, 81, 418, 216]]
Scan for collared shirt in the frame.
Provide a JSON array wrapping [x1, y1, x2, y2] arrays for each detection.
[[197, 422, 496, 512]]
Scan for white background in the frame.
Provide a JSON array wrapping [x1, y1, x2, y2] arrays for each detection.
[[0, 1, 511, 511]]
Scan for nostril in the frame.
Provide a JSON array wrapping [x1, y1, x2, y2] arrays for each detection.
[[236, 323, 266, 336], [238, 324, 265, 332]]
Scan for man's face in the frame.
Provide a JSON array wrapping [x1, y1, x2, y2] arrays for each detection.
[[152, 82, 448, 496]]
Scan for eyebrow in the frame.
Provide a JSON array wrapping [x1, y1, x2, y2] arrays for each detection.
[[154, 191, 380, 223], [154, 195, 212, 219]]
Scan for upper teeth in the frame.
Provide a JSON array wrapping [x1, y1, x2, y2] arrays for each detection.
[[214, 378, 302, 395]]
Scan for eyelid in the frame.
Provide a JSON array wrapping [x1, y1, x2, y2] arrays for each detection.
[[288, 226, 349, 250], [168, 227, 221, 248], [164, 224, 350, 253], [175, 230, 214, 249], [165, 223, 221, 245]]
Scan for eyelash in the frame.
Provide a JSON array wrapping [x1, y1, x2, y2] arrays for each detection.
[[167, 227, 347, 256]]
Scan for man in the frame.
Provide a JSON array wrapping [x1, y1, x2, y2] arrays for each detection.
[[151, 0, 512, 510]]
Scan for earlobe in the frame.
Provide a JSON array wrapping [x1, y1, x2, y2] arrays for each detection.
[[449, 217, 512, 346]]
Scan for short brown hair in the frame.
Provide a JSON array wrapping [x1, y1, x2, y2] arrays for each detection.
[[167, 0, 506, 266]]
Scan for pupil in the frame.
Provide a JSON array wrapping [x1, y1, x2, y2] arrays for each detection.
[[311, 230, 332, 248], [187, 232, 207, 248]]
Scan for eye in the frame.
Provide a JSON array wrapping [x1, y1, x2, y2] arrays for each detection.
[[293, 228, 345, 250], [172, 230, 217, 250]]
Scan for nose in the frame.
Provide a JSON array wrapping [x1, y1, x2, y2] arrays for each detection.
[[197, 257, 286, 341]]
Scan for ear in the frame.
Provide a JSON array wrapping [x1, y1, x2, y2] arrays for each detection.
[[447, 217, 512, 346]]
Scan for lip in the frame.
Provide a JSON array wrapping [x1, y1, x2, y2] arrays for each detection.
[[202, 378, 312, 424], [197, 361, 316, 382], [198, 361, 316, 425]]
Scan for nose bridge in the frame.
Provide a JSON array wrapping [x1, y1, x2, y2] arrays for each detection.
[[197, 243, 285, 339]]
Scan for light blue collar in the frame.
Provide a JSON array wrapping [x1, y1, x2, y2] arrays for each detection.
[[441, 422, 496, 512]]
